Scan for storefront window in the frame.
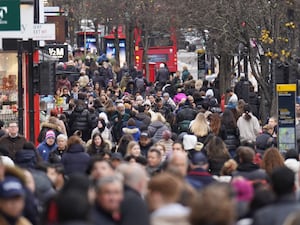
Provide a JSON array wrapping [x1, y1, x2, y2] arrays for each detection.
[[0, 52, 18, 123]]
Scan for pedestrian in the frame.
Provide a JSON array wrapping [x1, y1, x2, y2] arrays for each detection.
[[118, 163, 150, 225], [252, 167, 300, 225], [0, 122, 27, 161], [147, 172, 189, 225], [90, 176, 123, 225], [237, 104, 261, 144], [37, 130, 57, 161], [181, 66, 190, 83], [61, 135, 90, 175], [0, 176, 32, 225]]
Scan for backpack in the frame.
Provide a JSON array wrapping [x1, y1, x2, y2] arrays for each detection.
[[135, 77, 145, 92]]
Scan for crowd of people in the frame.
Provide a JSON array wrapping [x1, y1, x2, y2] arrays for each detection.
[[0, 56, 300, 225]]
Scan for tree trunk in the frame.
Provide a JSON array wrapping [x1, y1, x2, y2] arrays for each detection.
[[219, 52, 232, 95], [114, 26, 120, 67]]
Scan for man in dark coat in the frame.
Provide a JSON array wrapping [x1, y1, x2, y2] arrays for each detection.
[[176, 101, 197, 133], [233, 146, 268, 181], [134, 105, 151, 131], [91, 176, 123, 225], [186, 152, 215, 190], [0, 122, 27, 161], [68, 99, 92, 142], [119, 164, 150, 225], [253, 167, 300, 225], [155, 63, 170, 88]]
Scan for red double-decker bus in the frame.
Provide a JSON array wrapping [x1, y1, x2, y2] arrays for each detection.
[[134, 27, 178, 78]]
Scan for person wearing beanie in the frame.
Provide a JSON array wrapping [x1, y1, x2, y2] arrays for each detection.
[[37, 130, 58, 161], [186, 152, 215, 190]]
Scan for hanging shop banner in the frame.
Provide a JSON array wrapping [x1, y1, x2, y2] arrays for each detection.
[[277, 84, 296, 152]]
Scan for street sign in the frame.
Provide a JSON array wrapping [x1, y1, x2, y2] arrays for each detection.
[[33, 23, 55, 41], [0, 0, 20, 31], [277, 84, 297, 152], [44, 44, 68, 62]]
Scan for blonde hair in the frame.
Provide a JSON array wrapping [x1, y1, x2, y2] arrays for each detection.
[[126, 141, 140, 156], [152, 113, 166, 123], [190, 112, 210, 137], [195, 79, 203, 91]]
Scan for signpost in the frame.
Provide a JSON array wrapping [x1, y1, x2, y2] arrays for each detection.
[[277, 84, 297, 152], [0, 0, 20, 31]]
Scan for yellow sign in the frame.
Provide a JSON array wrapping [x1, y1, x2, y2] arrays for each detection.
[[276, 84, 297, 92]]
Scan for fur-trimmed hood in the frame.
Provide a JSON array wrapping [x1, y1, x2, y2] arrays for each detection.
[[122, 126, 139, 134], [41, 121, 61, 132]]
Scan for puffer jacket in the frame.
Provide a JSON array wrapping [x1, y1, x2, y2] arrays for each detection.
[[69, 104, 92, 142], [176, 105, 197, 123], [61, 144, 90, 175], [223, 126, 240, 152], [256, 132, 275, 155], [148, 121, 170, 143], [135, 113, 151, 130]]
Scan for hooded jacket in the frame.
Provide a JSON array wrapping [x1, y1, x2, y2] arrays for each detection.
[[61, 144, 90, 175], [69, 103, 92, 142], [122, 126, 141, 142], [148, 121, 170, 143]]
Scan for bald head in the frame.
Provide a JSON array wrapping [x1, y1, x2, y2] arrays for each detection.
[[167, 151, 189, 177], [117, 163, 148, 196]]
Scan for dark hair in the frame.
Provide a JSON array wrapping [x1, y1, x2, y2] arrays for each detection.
[[271, 167, 295, 196], [285, 149, 299, 160], [56, 190, 90, 222], [23, 141, 36, 150], [127, 118, 136, 127], [243, 104, 252, 121], [237, 146, 255, 163], [86, 156, 113, 175], [221, 109, 237, 128], [148, 147, 162, 158], [117, 134, 134, 157], [135, 155, 148, 166]]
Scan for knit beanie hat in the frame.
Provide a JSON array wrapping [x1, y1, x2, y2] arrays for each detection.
[[45, 130, 56, 139]]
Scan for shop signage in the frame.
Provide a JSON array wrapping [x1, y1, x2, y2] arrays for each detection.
[[44, 44, 68, 62], [0, 0, 20, 31], [277, 84, 296, 152], [33, 23, 55, 41]]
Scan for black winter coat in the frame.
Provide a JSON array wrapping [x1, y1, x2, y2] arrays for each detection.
[[176, 105, 197, 123], [120, 186, 150, 225], [256, 132, 275, 155], [61, 144, 90, 175], [223, 126, 240, 152], [69, 105, 92, 142]]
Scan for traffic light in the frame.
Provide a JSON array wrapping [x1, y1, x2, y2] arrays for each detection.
[[39, 61, 56, 95]]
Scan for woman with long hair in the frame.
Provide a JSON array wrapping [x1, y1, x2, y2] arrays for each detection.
[[190, 112, 211, 143], [87, 133, 110, 156], [208, 113, 226, 140], [116, 134, 134, 157], [221, 109, 240, 157], [237, 104, 261, 144], [261, 147, 285, 177], [205, 136, 231, 175], [148, 113, 170, 143], [126, 141, 142, 157]]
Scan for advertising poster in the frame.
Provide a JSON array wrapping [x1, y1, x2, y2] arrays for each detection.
[[277, 84, 296, 152]]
